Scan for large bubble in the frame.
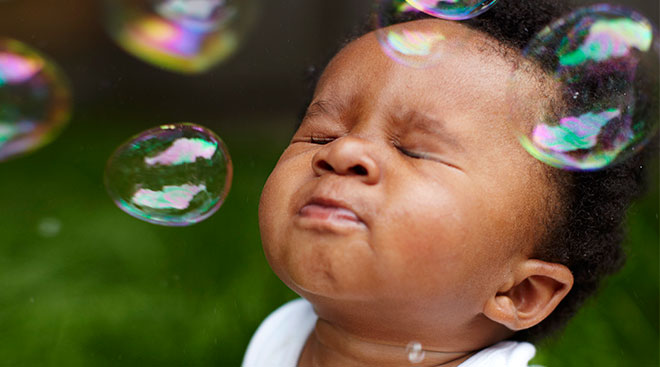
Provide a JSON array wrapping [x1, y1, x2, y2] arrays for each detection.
[[507, 5, 659, 171], [102, 0, 257, 74], [105, 123, 233, 226], [373, 0, 471, 69], [0, 38, 72, 162], [405, 0, 498, 21]]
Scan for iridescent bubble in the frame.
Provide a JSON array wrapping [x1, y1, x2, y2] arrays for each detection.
[[0, 38, 71, 162], [507, 5, 659, 171], [102, 0, 257, 74], [374, 0, 465, 68], [405, 0, 498, 20], [406, 341, 426, 364], [104, 123, 233, 226], [37, 217, 62, 238]]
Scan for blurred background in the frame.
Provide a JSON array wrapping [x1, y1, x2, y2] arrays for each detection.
[[0, 0, 657, 366]]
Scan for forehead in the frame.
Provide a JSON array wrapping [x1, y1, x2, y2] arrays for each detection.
[[316, 19, 521, 105], [310, 20, 547, 142]]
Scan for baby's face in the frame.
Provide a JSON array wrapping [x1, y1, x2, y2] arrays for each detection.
[[259, 20, 556, 333]]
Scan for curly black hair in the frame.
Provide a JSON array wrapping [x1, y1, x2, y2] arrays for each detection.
[[458, 0, 658, 342], [301, 0, 658, 342]]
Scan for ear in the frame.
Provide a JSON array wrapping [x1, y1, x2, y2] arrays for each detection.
[[483, 259, 573, 331]]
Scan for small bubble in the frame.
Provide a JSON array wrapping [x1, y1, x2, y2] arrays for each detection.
[[373, 0, 497, 69], [406, 341, 426, 364], [37, 217, 62, 238], [373, 1, 450, 69]]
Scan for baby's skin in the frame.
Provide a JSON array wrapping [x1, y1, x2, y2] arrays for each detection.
[[258, 19, 574, 367]]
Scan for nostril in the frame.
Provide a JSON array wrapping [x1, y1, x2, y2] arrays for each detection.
[[349, 165, 368, 176], [316, 160, 334, 172]]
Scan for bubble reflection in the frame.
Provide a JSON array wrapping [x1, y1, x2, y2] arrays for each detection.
[[507, 5, 659, 171], [0, 38, 71, 162], [374, 1, 456, 68], [405, 0, 498, 21], [102, 0, 257, 74], [105, 123, 232, 226]]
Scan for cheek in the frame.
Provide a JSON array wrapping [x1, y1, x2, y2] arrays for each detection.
[[474, 159, 550, 256], [259, 147, 303, 221], [258, 171, 281, 274], [374, 178, 507, 299], [377, 181, 472, 276], [258, 170, 279, 245], [259, 154, 296, 253], [258, 147, 313, 265]]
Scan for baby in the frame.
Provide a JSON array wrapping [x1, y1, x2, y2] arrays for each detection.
[[243, 1, 656, 366]]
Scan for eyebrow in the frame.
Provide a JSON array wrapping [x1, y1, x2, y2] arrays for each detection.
[[304, 99, 347, 120], [298, 97, 357, 131]]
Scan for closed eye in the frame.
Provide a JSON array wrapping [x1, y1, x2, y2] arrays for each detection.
[[396, 145, 463, 172], [310, 135, 335, 145], [396, 146, 427, 159]]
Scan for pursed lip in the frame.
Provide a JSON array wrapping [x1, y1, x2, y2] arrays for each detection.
[[296, 197, 366, 229]]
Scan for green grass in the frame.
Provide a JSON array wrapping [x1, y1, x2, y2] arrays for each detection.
[[0, 109, 657, 366]]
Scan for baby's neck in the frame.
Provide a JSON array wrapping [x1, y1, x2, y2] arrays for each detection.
[[297, 319, 474, 367]]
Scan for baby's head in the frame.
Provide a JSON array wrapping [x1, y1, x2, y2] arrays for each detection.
[[258, 0, 656, 352]]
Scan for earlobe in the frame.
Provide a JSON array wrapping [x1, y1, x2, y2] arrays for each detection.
[[483, 260, 573, 331]]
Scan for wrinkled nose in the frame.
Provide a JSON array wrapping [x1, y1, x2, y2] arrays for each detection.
[[311, 136, 381, 185]]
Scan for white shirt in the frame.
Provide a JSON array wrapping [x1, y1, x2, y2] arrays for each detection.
[[243, 299, 537, 367]]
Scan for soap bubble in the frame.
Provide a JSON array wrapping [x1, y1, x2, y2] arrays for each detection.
[[507, 5, 659, 171], [373, 0, 467, 68], [405, 0, 498, 21], [102, 0, 257, 74], [37, 217, 62, 238], [406, 341, 426, 364], [105, 123, 232, 226], [0, 38, 71, 162]]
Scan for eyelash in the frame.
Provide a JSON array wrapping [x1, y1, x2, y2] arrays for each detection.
[[389, 137, 421, 160], [399, 146, 461, 171], [396, 146, 426, 160], [310, 135, 335, 145]]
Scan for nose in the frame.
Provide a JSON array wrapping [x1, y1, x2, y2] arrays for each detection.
[[311, 136, 381, 185]]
